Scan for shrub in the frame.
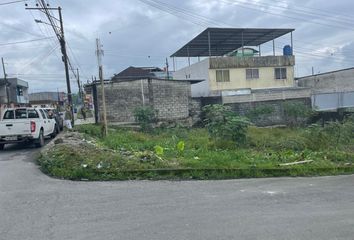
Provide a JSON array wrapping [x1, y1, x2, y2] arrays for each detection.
[[202, 104, 250, 145], [303, 120, 354, 150], [133, 106, 157, 132]]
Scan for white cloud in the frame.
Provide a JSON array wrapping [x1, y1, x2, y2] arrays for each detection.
[[1, 0, 354, 92]]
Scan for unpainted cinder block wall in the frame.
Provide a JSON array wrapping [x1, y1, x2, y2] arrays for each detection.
[[95, 79, 192, 123], [150, 79, 191, 120], [227, 98, 311, 126]]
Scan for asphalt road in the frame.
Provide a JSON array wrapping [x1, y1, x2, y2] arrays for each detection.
[[1, 144, 354, 240]]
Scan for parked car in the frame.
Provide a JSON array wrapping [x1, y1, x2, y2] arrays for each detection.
[[45, 108, 64, 131], [0, 108, 57, 150]]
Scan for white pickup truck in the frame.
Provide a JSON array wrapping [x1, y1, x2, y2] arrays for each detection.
[[0, 108, 57, 150]]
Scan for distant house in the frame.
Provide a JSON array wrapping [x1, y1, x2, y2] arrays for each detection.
[[172, 28, 302, 97], [29, 91, 67, 109], [172, 28, 311, 126], [85, 76, 202, 124], [112, 66, 172, 81], [0, 78, 29, 118], [297, 67, 354, 111], [0, 78, 29, 106]]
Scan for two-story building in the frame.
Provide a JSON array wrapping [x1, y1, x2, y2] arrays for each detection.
[[172, 28, 311, 125]]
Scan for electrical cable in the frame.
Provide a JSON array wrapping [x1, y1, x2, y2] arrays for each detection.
[[0, 0, 27, 6], [0, 36, 55, 46]]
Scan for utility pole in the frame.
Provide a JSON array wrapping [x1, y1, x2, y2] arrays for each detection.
[[76, 68, 81, 102], [165, 57, 169, 79], [1, 57, 10, 105], [26, 1, 74, 126], [57, 6, 74, 126], [96, 38, 108, 136]]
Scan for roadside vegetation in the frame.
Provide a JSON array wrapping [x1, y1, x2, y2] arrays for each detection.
[[38, 104, 354, 180]]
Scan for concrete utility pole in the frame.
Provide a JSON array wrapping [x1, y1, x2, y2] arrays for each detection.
[[76, 68, 82, 102], [1, 57, 10, 105], [26, 1, 74, 126], [165, 57, 169, 79], [57, 6, 74, 126], [96, 38, 108, 136]]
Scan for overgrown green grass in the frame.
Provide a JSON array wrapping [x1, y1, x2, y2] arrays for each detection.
[[39, 122, 354, 180]]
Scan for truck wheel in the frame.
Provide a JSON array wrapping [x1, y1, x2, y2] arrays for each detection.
[[35, 130, 44, 148], [0, 144, 4, 150], [51, 125, 58, 138]]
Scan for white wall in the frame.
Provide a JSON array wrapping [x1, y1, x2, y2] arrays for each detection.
[[298, 68, 354, 93], [174, 59, 210, 97]]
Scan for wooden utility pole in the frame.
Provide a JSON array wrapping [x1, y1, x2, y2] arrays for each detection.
[[1, 57, 10, 105], [96, 38, 108, 136]]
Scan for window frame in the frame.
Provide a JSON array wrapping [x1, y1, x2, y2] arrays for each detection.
[[15, 109, 28, 119], [28, 109, 40, 119], [275, 67, 287, 80], [39, 109, 47, 119], [216, 69, 230, 82], [3, 110, 15, 120], [246, 68, 259, 80]]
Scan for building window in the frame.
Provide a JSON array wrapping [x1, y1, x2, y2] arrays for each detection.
[[275, 68, 287, 80], [246, 69, 259, 79], [17, 86, 23, 96], [216, 70, 230, 82]]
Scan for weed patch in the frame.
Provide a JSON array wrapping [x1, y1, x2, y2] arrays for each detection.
[[37, 123, 354, 180]]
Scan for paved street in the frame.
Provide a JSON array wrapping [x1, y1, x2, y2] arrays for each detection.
[[1, 145, 354, 240]]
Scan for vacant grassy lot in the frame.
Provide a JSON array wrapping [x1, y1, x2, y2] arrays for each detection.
[[38, 120, 354, 180]]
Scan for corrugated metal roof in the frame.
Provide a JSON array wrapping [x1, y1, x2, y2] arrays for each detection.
[[171, 28, 294, 57]]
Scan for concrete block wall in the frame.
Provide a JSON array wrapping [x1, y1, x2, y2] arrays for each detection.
[[227, 98, 311, 126], [95, 79, 193, 123], [96, 80, 150, 123], [223, 88, 311, 104], [297, 68, 354, 93], [151, 79, 190, 120], [189, 97, 202, 124]]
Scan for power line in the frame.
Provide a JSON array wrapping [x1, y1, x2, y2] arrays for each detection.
[[220, 0, 354, 31], [18, 43, 60, 73], [0, 36, 55, 46], [244, 0, 354, 23], [26, 0, 75, 125], [225, 0, 354, 26], [0, 0, 27, 6], [137, 0, 227, 27], [138, 0, 354, 67]]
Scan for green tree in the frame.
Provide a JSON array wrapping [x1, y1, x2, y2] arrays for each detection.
[[133, 106, 157, 132], [202, 104, 250, 145]]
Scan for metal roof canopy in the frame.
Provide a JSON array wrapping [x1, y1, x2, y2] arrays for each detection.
[[171, 28, 294, 57]]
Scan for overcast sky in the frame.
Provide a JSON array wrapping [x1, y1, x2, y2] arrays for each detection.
[[1, 0, 354, 93]]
